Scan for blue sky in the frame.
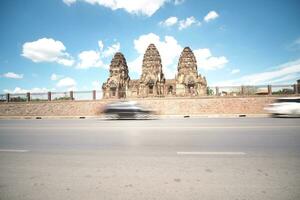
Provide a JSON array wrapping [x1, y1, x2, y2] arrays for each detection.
[[0, 0, 300, 93]]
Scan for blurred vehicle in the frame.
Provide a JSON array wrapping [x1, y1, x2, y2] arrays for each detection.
[[102, 101, 155, 119], [264, 97, 300, 117]]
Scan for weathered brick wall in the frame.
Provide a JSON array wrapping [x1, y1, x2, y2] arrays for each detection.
[[0, 96, 279, 116], [136, 96, 276, 115], [0, 101, 107, 116]]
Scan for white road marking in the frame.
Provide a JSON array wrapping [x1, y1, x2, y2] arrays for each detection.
[[177, 151, 246, 155], [0, 149, 29, 153], [1, 125, 299, 129]]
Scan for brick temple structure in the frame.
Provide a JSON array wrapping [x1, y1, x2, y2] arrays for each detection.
[[102, 44, 207, 98]]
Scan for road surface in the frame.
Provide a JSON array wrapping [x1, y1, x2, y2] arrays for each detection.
[[0, 118, 300, 200]]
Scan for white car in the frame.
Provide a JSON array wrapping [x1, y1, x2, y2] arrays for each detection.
[[264, 97, 300, 117], [102, 101, 154, 119]]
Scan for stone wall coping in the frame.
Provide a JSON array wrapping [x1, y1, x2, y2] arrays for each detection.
[[1, 94, 299, 105]]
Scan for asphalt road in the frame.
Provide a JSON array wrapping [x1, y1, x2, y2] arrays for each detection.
[[0, 118, 300, 200]]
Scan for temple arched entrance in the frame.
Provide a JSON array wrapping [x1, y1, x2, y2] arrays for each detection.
[[110, 87, 116, 97], [188, 84, 196, 96], [109, 81, 118, 97], [118, 87, 126, 98], [187, 78, 196, 95], [149, 84, 154, 94], [147, 79, 155, 95], [168, 86, 173, 94]]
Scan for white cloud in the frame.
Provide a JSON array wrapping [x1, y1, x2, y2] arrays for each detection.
[[270, 74, 299, 84], [202, 56, 228, 70], [129, 33, 182, 78], [194, 48, 228, 70], [77, 50, 103, 69], [102, 42, 120, 58], [159, 16, 178, 27], [22, 38, 74, 66], [287, 37, 300, 51], [56, 77, 77, 88], [75, 41, 119, 69], [161, 12, 221, 30], [63, 0, 76, 6], [50, 73, 63, 81], [213, 59, 300, 86], [51, 74, 58, 81], [128, 56, 144, 77], [179, 16, 200, 30], [92, 80, 102, 89], [194, 48, 211, 60], [2, 72, 23, 79], [3, 87, 49, 94], [57, 58, 74, 66], [204, 11, 219, 22], [174, 0, 185, 5], [129, 33, 229, 78], [21, 38, 118, 70], [231, 69, 240, 74], [64, 0, 169, 16], [98, 40, 104, 51]]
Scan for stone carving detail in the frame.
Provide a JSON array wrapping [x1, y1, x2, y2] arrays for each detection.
[[102, 45, 207, 98], [176, 47, 207, 96], [102, 52, 130, 98], [139, 44, 165, 97]]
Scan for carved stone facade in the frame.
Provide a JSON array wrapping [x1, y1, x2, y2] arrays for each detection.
[[139, 44, 165, 97], [102, 44, 207, 98], [175, 47, 207, 96], [102, 52, 130, 98]]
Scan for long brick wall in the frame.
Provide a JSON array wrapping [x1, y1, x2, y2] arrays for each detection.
[[0, 96, 280, 117]]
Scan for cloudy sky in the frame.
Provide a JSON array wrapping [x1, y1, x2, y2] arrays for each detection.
[[0, 0, 300, 93]]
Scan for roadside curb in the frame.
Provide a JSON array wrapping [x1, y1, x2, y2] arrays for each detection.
[[158, 114, 269, 118], [0, 114, 269, 120]]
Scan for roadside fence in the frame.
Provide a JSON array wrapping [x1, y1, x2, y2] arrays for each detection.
[[1, 84, 299, 103]]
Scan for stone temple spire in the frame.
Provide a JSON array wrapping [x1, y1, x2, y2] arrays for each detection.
[[109, 52, 129, 80], [177, 47, 198, 76], [176, 46, 207, 96], [102, 52, 130, 98], [141, 44, 164, 80], [139, 44, 165, 96]]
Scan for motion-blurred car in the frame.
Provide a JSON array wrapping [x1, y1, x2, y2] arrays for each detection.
[[102, 101, 154, 119], [264, 97, 300, 117]]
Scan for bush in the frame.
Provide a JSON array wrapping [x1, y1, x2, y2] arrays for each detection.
[[10, 97, 27, 102], [53, 96, 73, 101]]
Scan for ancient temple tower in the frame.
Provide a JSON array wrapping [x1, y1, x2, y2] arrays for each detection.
[[102, 52, 130, 98], [139, 44, 165, 97], [102, 45, 208, 98], [176, 47, 207, 96]]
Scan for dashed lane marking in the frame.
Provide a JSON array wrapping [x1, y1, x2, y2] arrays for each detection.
[[177, 151, 246, 155], [0, 149, 29, 153]]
